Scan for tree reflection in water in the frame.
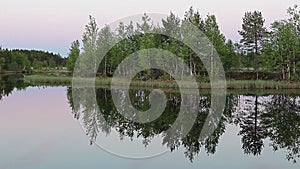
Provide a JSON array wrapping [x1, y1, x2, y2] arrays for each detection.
[[0, 74, 28, 100], [67, 87, 300, 163]]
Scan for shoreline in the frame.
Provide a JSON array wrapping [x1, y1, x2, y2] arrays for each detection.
[[23, 74, 300, 90]]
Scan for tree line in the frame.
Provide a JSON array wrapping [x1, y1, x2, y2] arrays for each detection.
[[0, 48, 67, 72], [67, 5, 300, 80]]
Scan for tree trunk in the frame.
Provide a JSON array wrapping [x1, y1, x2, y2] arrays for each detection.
[[210, 45, 214, 77], [280, 51, 285, 80], [287, 62, 291, 80], [255, 32, 259, 80], [282, 67, 285, 80], [103, 57, 107, 77], [193, 62, 196, 76], [293, 50, 296, 75]]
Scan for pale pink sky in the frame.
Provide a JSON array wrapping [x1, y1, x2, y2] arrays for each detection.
[[0, 0, 299, 56]]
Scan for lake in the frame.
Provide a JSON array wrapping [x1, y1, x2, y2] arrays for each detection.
[[0, 75, 300, 169]]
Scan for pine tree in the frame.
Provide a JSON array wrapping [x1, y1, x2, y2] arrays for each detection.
[[239, 11, 267, 79]]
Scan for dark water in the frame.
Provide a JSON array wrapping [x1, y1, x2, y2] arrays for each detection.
[[1, 75, 300, 169]]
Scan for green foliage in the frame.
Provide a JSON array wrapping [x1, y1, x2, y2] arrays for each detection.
[[0, 57, 5, 71], [49, 58, 56, 68], [32, 58, 42, 69], [238, 11, 268, 80], [0, 48, 66, 72], [262, 8, 300, 80], [287, 4, 300, 34], [97, 25, 115, 76], [67, 40, 80, 71], [72, 5, 299, 81], [78, 15, 99, 76], [223, 40, 239, 71], [239, 11, 267, 55]]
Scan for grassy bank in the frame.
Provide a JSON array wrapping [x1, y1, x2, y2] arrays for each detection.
[[226, 80, 300, 89], [0, 70, 23, 75], [23, 74, 300, 90]]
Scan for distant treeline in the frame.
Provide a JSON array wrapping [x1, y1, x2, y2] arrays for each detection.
[[0, 48, 67, 72]]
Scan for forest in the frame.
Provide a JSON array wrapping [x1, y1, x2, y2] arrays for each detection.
[[0, 48, 67, 72], [66, 5, 300, 81]]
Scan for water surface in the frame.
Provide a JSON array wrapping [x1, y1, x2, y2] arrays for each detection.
[[0, 75, 299, 169]]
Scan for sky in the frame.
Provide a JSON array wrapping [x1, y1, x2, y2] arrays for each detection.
[[0, 0, 299, 57]]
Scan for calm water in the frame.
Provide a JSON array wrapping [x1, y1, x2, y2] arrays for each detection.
[[0, 75, 300, 169]]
